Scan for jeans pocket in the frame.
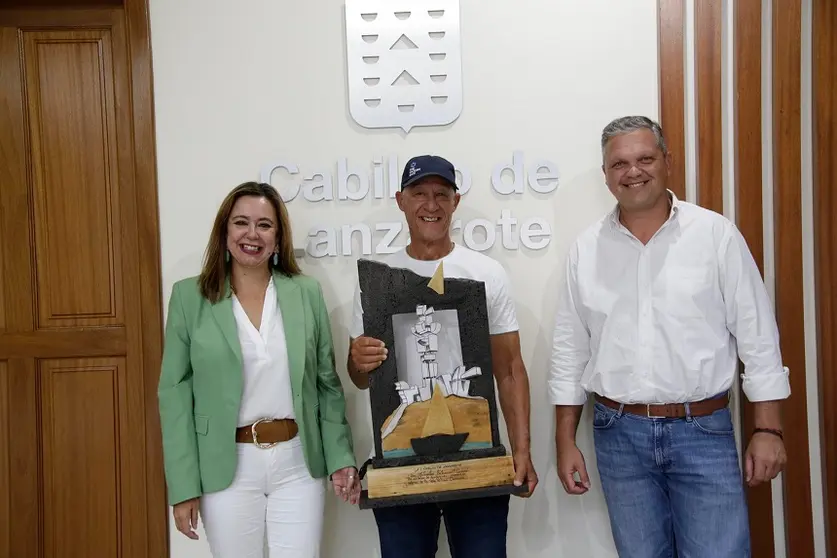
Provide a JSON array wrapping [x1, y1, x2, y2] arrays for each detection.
[[690, 407, 734, 435], [593, 403, 619, 430]]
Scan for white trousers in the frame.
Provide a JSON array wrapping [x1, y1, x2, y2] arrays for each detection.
[[200, 437, 326, 558]]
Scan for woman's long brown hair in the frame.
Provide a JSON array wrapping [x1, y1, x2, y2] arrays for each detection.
[[199, 181, 300, 303]]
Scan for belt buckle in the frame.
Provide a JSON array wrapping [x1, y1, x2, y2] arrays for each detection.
[[251, 417, 280, 449], [646, 404, 665, 419]]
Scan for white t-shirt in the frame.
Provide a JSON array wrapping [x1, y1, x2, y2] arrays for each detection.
[[232, 277, 296, 426], [349, 243, 519, 339]]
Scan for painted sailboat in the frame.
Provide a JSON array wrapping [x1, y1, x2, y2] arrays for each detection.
[[410, 384, 468, 456]]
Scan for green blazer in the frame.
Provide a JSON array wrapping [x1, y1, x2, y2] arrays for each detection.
[[157, 272, 355, 506]]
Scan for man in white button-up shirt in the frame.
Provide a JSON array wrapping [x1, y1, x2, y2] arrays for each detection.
[[549, 116, 789, 557]]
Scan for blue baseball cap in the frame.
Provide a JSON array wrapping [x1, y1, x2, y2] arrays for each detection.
[[400, 155, 458, 190]]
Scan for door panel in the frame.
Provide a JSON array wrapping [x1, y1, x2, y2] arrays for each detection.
[[41, 358, 123, 558], [22, 29, 124, 328], [0, 7, 165, 557], [0, 26, 33, 334]]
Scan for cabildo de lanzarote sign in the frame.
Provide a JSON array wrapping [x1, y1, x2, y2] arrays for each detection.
[[260, 151, 559, 258]]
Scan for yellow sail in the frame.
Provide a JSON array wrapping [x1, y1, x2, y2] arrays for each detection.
[[421, 384, 455, 437], [427, 261, 444, 295]]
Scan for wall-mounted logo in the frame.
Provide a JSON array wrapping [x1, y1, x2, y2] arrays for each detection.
[[344, 0, 463, 133]]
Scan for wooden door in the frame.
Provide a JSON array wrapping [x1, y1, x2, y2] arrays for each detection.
[[0, 6, 167, 557]]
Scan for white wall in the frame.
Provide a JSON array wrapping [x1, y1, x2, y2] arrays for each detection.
[[149, 1, 659, 556]]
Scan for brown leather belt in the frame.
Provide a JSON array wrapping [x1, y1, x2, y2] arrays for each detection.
[[235, 418, 298, 448], [595, 393, 729, 418]]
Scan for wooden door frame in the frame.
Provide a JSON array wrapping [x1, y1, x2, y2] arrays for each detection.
[[0, 1, 167, 554], [813, 0, 837, 554], [122, 0, 168, 553], [0, 0, 172, 553]]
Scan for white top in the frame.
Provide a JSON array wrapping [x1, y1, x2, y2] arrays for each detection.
[[350, 243, 519, 339], [548, 193, 791, 406], [232, 278, 296, 426]]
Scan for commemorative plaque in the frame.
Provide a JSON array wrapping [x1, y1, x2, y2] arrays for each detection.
[[357, 258, 526, 509]]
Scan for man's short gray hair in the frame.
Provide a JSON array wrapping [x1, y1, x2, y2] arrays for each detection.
[[601, 116, 668, 156]]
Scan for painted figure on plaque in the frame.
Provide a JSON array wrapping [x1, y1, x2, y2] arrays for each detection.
[[412, 304, 441, 401], [395, 304, 482, 405], [382, 300, 491, 458]]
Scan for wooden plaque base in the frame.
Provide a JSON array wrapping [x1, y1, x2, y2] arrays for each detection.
[[359, 455, 528, 509]]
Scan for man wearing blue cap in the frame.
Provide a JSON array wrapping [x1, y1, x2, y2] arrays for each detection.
[[346, 155, 538, 558]]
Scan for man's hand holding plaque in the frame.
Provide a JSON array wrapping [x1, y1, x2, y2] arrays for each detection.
[[350, 336, 387, 373], [348, 336, 388, 391], [513, 451, 539, 498]]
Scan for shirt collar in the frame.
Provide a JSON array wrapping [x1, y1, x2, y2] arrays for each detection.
[[608, 189, 680, 230]]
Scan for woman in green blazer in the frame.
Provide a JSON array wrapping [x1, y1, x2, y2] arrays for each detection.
[[158, 181, 358, 557]]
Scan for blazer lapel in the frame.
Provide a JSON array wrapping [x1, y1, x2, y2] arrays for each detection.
[[210, 278, 243, 365], [274, 272, 305, 396]]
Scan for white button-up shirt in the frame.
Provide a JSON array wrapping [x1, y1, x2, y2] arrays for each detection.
[[548, 193, 791, 405], [232, 278, 296, 426]]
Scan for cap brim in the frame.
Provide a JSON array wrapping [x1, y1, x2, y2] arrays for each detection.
[[401, 172, 458, 190]]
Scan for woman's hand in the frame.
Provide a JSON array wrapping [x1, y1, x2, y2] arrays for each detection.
[[172, 497, 200, 540], [331, 466, 361, 505]]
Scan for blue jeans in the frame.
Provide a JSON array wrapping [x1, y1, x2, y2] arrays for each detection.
[[372, 495, 509, 558], [593, 401, 750, 558]]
